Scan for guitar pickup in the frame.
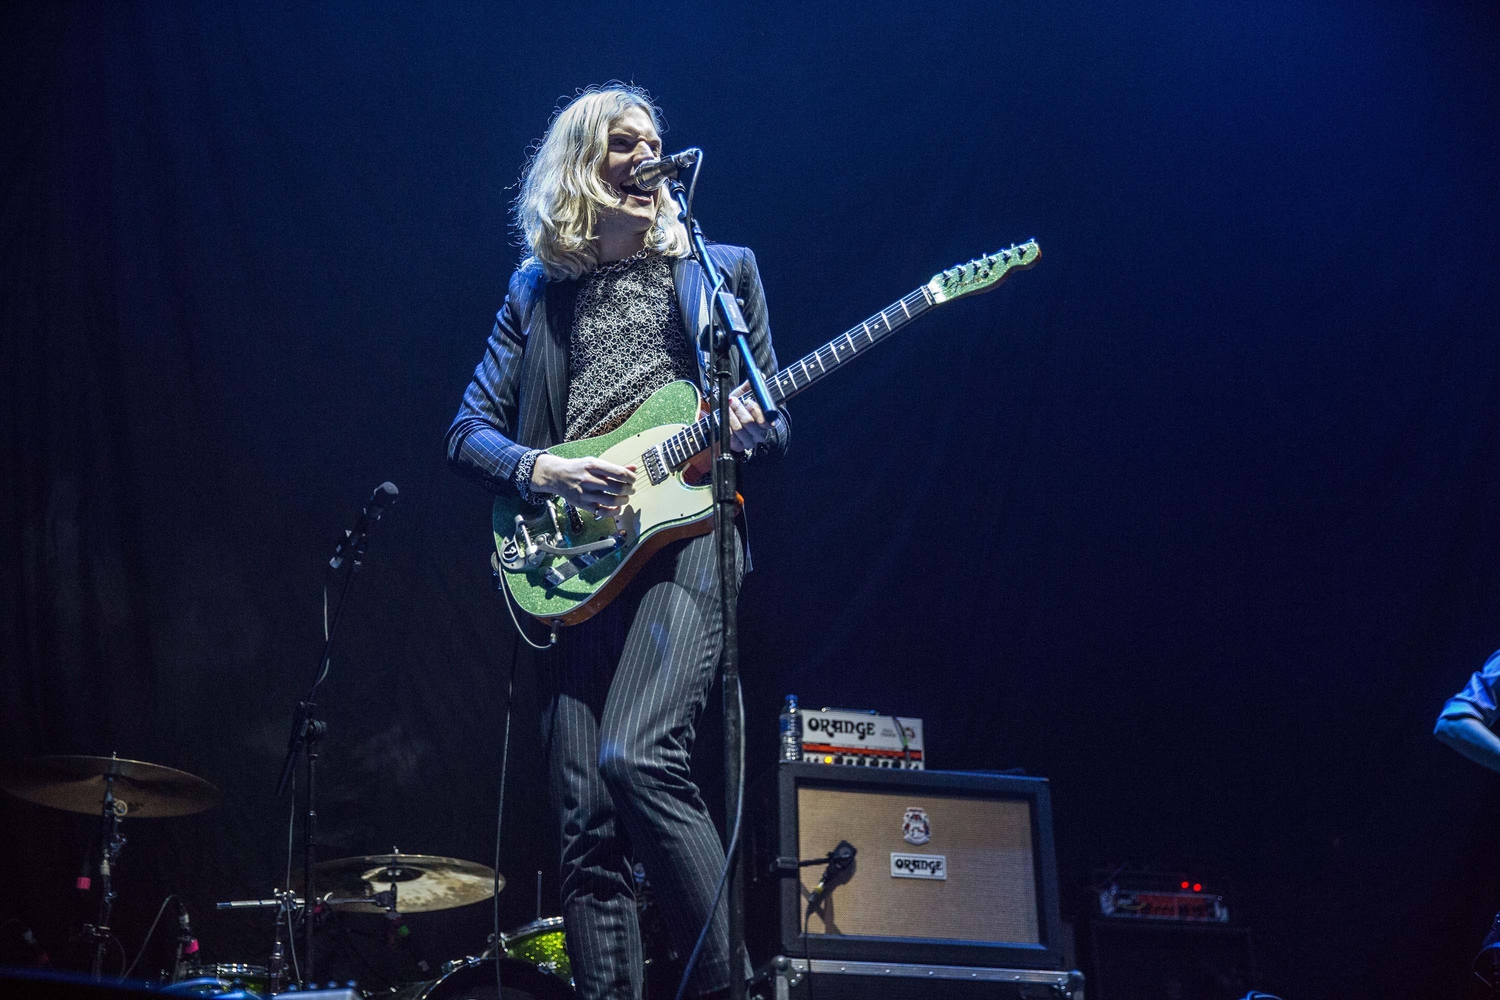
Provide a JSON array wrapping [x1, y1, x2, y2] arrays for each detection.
[[642, 446, 669, 486]]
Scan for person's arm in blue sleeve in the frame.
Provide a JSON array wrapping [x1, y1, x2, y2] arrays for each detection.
[[1435, 649, 1500, 773], [445, 271, 544, 498]]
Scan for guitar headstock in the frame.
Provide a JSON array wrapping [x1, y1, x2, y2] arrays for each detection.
[[926, 240, 1041, 304]]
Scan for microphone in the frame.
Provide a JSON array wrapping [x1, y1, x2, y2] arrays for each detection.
[[806, 840, 857, 916], [629, 148, 700, 192], [330, 482, 399, 569]]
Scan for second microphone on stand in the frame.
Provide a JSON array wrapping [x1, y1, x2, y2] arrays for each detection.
[[329, 482, 399, 570]]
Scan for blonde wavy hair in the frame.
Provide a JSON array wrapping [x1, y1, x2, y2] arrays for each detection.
[[515, 85, 690, 280]]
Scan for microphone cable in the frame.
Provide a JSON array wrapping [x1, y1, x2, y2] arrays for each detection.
[[683, 147, 702, 228], [122, 894, 179, 979]]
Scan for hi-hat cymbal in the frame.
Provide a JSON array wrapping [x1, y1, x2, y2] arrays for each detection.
[[0, 755, 221, 818], [298, 852, 501, 914]]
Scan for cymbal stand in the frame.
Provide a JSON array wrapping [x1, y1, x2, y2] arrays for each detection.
[[83, 771, 125, 978]]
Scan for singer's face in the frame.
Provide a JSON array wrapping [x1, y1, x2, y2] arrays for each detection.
[[597, 107, 662, 238]]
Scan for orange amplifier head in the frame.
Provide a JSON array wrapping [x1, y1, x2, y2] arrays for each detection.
[[800, 708, 924, 769]]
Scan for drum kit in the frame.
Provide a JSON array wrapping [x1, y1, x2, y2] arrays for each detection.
[[0, 754, 631, 1000]]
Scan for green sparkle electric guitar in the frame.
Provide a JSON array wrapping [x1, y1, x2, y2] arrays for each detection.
[[493, 240, 1042, 625]]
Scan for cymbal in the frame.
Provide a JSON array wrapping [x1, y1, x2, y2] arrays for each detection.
[[0, 755, 221, 818], [298, 852, 502, 914]]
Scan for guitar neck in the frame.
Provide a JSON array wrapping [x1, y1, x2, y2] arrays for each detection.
[[767, 285, 936, 404], [660, 286, 937, 469]]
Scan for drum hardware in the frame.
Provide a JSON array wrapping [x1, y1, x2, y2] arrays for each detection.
[[217, 889, 306, 993], [85, 768, 125, 979], [163, 963, 271, 997], [498, 917, 571, 984], [216, 852, 496, 995], [389, 955, 575, 1000], [0, 754, 220, 980], [293, 852, 502, 915]]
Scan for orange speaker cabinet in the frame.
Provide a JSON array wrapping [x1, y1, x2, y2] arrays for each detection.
[[748, 763, 1067, 971]]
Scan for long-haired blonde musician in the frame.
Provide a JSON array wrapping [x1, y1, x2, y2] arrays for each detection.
[[515, 88, 692, 280], [446, 85, 789, 1000]]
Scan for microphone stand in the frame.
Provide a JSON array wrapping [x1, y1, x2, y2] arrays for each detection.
[[667, 165, 776, 1000], [273, 503, 375, 986]]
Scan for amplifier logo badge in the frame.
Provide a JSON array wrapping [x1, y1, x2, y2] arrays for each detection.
[[890, 853, 946, 879], [901, 806, 931, 845]]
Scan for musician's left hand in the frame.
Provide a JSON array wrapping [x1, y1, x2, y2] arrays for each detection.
[[728, 392, 771, 454]]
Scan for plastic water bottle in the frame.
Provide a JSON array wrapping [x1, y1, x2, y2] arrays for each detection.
[[779, 694, 802, 763]]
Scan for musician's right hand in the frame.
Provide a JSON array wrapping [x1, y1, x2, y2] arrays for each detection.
[[530, 454, 637, 516]]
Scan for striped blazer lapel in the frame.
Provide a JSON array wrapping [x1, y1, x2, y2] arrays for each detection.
[[535, 278, 576, 445], [672, 255, 712, 392]]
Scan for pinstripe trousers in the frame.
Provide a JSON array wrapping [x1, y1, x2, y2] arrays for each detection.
[[540, 530, 743, 1000]]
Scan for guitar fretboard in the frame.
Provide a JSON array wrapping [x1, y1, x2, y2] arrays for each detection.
[[655, 286, 936, 470]]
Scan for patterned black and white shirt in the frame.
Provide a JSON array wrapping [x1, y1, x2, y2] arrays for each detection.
[[565, 253, 699, 442], [512, 253, 699, 502]]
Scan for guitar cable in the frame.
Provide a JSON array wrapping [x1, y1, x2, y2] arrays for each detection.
[[493, 627, 520, 1000], [494, 552, 558, 650]]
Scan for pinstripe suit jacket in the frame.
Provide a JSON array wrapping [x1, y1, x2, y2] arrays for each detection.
[[446, 244, 789, 495]]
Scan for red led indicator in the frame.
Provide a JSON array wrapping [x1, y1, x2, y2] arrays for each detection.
[[1180, 881, 1189, 889], [1192, 883, 1202, 892]]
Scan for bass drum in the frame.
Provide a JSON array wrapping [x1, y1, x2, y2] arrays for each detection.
[[392, 957, 575, 1000]]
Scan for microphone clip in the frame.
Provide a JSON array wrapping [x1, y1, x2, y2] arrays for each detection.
[[329, 482, 399, 570], [805, 840, 857, 917]]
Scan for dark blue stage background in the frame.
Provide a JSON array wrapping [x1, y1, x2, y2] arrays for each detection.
[[3, 2, 1498, 996]]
